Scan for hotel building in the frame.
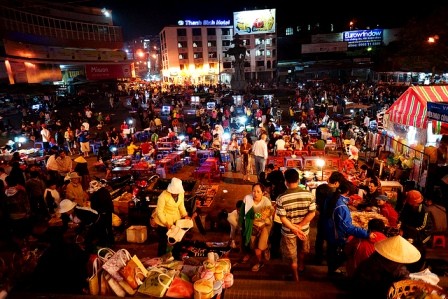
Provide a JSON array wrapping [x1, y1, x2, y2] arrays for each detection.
[[159, 9, 277, 86]]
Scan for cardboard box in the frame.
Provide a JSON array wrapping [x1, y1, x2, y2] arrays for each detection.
[[126, 225, 147, 243]]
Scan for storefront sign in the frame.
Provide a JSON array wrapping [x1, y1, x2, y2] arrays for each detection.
[[427, 102, 448, 123], [177, 19, 231, 26], [85, 64, 132, 80], [343, 29, 383, 48]]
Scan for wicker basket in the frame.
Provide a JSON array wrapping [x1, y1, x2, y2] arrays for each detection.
[[387, 279, 447, 299]]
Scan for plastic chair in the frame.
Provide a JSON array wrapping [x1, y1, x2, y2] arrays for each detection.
[[432, 234, 446, 248]]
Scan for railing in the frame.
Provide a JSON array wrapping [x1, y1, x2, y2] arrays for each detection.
[[0, 5, 123, 43]]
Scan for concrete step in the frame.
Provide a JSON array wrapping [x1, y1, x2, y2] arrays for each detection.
[[224, 278, 353, 299]]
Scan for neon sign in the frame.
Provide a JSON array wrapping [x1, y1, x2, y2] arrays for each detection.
[[177, 19, 231, 26], [343, 29, 383, 48]]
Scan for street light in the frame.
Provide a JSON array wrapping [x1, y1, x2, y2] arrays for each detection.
[[316, 158, 325, 181]]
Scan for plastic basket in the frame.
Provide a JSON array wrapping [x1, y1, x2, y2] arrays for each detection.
[[387, 279, 447, 299]]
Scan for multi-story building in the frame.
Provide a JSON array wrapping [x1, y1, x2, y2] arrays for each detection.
[[0, 0, 132, 91], [159, 8, 277, 86], [125, 35, 161, 81]]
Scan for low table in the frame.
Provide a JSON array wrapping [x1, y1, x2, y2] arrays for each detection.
[[111, 166, 132, 177]]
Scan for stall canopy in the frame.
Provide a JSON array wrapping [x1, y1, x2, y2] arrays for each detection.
[[385, 85, 448, 129]]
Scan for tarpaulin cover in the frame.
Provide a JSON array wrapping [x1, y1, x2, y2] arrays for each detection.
[[385, 85, 448, 129]]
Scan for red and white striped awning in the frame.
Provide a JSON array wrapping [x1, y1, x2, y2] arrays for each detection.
[[385, 85, 448, 129]]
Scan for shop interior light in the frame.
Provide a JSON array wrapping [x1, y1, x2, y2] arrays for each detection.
[[222, 132, 231, 141], [316, 158, 325, 181]]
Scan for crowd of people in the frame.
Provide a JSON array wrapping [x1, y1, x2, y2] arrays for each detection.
[[0, 80, 447, 297]]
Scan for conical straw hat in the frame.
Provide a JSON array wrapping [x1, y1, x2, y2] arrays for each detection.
[[374, 235, 421, 264]]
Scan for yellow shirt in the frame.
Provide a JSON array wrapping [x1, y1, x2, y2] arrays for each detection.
[[65, 182, 88, 207], [127, 143, 139, 155], [154, 190, 188, 227]]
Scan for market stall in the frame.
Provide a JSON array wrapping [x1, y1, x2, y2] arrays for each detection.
[[381, 86, 448, 186]]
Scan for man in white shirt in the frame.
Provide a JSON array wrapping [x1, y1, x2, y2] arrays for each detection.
[[56, 150, 73, 183], [46, 151, 60, 184], [363, 115, 370, 130], [252, 133, 268, 177], [40, 123, 51, 152], [275, 135, 286, 152]]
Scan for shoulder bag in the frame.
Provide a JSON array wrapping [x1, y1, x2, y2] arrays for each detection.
[[98, 247, 132, 282]]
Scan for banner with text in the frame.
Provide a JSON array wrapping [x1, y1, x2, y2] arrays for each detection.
[[85, 64, 132, 80], [427, 102, 448, 123]]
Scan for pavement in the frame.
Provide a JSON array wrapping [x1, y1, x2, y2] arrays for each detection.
[[9, 155, 447, 299], [2, 94, 448, 298]]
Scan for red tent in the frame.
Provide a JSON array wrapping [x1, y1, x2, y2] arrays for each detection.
[[385, 85, 448, 133]]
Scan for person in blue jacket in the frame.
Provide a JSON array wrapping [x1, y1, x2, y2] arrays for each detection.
[[324, 180, 375, 276]]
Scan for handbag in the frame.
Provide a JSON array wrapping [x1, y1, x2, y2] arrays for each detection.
[[104, 272, 126, 297], [118, 259, 145, 289], [167, 219, 194, 245], [138, 267, 174, 298], [165, 276, 194, 299], [88, 257, 101, 295], [98, 248, 132, 282], [100, 270, 110, 295], [132, 254, 149, 277]]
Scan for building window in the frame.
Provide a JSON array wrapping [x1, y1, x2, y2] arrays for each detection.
[[256, 61, 265, 67], [209, 52, 217, 58], [266, 49, 271, 57], [223, 62, 232, 69], [242, 39, 250, 46], [177, 28, 187, 36], [207, 28, 216, 36], [195, 63, 201, 70], [222, 40, 231, 47], [208, 40, 217, 47], [194, 52, 203, 59], [179, 53, 188, 60], [221, 28, 231, 35], [192, 28, 201, 36], [255, 38, 264, 45], [209, 63, 216, 69], [193, 41, 202, 47], [180, 64, 185, 70]]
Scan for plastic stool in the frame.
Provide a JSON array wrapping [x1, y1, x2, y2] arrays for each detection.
[[432, 234, 446, 248], [156, 167, 166, 178], [183, 156, 191, 165]]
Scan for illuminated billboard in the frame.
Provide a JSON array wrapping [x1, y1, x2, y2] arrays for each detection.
[[233, 9, 276, 35], [343, 29, 383, 48]]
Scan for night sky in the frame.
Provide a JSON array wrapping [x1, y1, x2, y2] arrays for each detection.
[[61, 1, 444, 40]]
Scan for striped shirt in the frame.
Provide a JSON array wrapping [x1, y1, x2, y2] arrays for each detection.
[[276, 187, 316, 237]]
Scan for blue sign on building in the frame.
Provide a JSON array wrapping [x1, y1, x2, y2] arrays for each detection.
[[343, 29, 383, 48], [427, 102, 448, 123]]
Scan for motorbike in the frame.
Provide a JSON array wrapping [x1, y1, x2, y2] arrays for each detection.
[[94, 174, 134, 198]]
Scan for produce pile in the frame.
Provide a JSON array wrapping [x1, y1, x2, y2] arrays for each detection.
[[351, 211, 389, 229]]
